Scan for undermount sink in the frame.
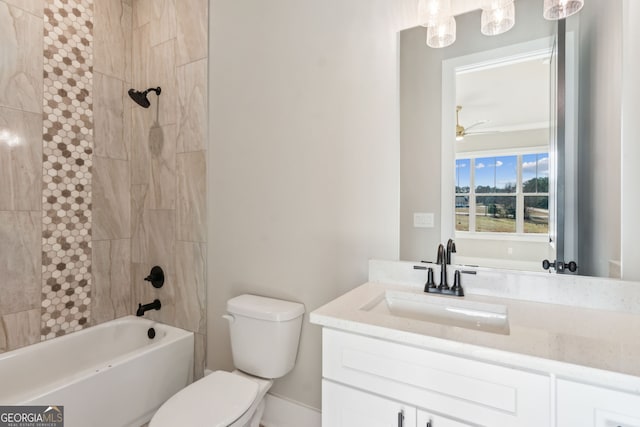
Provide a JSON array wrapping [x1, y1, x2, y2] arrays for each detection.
[[361, 290, 510, 335]]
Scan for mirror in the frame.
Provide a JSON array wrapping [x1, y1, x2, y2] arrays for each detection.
[[400, 0, 623, 278]]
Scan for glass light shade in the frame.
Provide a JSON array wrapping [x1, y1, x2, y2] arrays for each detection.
[[481, 1, 515, 36], [543, 0, 584, 20], [480, 0, 512, 10], [418, 0, 452, 27], [426, 16, 456, 48]]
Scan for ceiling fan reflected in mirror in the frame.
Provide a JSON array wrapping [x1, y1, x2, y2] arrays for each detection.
[[455, 105, 499, 141]]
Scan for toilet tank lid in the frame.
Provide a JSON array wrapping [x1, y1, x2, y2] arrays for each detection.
[[227, 294, 305, 321]]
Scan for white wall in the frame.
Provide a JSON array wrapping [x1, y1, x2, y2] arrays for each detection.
[[575, 0, 622, 277], [621, 0, 640, 281], [207, 0, 415, 410]]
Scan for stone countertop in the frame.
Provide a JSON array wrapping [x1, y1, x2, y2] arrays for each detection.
[[310, 280, 640, 394]]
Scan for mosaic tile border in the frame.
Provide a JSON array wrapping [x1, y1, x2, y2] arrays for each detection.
[[41, 0, 94, 339]]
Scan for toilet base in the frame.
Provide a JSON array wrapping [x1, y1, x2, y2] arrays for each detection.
[[246, 399, 265, 427], [230, 370, 272, 427]]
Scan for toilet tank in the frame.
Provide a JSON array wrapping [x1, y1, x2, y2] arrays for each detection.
[[226, 295, 305, 379]]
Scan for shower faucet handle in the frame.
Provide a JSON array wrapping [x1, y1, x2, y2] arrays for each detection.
[[144, 266, 165, 288]]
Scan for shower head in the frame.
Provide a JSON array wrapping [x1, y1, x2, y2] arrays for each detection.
[[128, 87, 161, 108]]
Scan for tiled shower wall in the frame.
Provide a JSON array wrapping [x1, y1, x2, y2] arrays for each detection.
[[1, 0, 207, 377], [130, 0, 208, 380], [0, 0, 132, 348], [41, 0, 95, 339]]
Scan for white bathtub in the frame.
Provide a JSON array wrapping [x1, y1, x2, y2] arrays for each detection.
[[0, 316, 194, 427]]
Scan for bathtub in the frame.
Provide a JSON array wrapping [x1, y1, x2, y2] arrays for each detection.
[[0, 316, 194, 427]]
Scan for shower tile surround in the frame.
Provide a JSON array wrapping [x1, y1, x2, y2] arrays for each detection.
[[41, 0, 94, 339], [0, 0, 208, 374]]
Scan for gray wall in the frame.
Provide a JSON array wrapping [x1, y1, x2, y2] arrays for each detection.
[[207, 0, 414, 410]]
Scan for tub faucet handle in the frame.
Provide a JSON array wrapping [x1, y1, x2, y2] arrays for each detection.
[[144, 266, 164, 288]]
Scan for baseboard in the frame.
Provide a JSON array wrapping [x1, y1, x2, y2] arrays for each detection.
[[261, 393, 321, 427]]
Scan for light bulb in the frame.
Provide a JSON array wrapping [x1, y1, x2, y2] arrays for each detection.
[[480, 0, 512, 10], [543, 0, 584, 20], [481, 1, 515, 36], [426, 16, 456, 48], [418, 0, 452, 27]]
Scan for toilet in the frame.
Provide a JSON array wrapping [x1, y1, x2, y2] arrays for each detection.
[[150, 294, 305, 427]]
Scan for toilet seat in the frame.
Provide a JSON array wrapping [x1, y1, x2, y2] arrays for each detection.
[[150, 371, 258, 427]]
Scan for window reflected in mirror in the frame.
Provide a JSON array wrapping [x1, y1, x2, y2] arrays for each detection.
[[455, 152, 548, 235]]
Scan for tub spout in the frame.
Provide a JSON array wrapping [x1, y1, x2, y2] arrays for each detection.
[[137, 299, 161, 316]]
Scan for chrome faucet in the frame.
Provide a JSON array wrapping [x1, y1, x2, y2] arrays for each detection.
[[446, 238, 456, 265]]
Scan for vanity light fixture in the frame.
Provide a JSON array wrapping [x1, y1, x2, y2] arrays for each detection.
[[427, 16, 457, 48], [421, 0, 584, 49], [481, 1, 515, 36], [418, 0, 452, 27], [543, 0, 584, 20]]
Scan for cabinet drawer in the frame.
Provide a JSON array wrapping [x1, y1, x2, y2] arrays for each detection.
[[323, 329, 549, 426], [557, 379, 640, 426]]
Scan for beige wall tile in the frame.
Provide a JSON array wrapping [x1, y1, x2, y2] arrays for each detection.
[[92, 239, 132, 324], [177, 59, 207, 153], [2, 0, 43, 17], [194, 332, 206, 380], [150, 40, 177, 127], [177, 152, 206, 242], [0, 309, 41, 352], [132, 24, 151, 90], [134, 0, 176, 46], [131, 106, 177, 211], [123, 1, 133, 84], [131, 209, 175, 266], [147, 124, 176, 209], [0, 211, 41, 314], [93, 156, 131, 240], [175, 241, 206, 333], [93, 0, 128, 80], [0, 2, 43, 113], [176, 0, 208, 66], [131, 184, 148, 258], [94, 73, 127, 160], [131, 107, 151, 185], [0, 107, 42, 211]]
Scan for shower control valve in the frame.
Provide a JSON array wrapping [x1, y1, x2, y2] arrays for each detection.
[[144, 266, 165, 288]]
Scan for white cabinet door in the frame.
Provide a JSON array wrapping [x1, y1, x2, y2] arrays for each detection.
[[322, 380, 417, 427], [417, 409, 474, 427], [323, 329, 550, 426], [557, 379, 640, 426]]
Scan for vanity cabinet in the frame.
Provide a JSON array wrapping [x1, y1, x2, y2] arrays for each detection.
[[322, 380, 417, 427], [417, 410, 474, 427], [322, 329, 550, 427], [556, 379, 640, 426], [323, 380, 470, 427]]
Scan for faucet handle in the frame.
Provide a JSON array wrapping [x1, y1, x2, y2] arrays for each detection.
[[451, 270, 464, 296], [424, 268, 436, 292]]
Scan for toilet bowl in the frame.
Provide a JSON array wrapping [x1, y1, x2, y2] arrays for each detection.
[[150, 295, 305, 427]]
